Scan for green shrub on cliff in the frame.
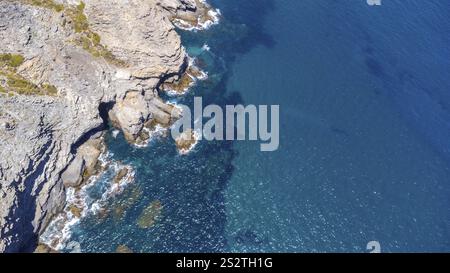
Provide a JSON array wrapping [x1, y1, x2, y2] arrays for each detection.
[[42, 83, 58, 95], [7, 73, 59, 96], [28, 0, 64, 12], [0, 54, 24, 68], [22, 1, 125, 66], [66, 2, 126, 66], [70, 2, 89, 33], [6, 72, 41, 95], [0, 69, 58, 96]]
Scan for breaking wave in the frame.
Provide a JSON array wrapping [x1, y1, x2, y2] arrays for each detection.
[[39, 152, 135, 252]]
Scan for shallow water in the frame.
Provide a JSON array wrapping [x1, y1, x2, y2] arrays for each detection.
[[56, 0, 450, 252]]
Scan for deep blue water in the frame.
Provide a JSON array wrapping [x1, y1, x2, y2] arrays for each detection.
[[68, 0, 450, 252]]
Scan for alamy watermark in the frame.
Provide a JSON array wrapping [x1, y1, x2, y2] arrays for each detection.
[[171, 97, 280, 152]]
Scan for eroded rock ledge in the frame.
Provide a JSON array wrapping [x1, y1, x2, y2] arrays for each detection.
[[0, 0, 215, 252]]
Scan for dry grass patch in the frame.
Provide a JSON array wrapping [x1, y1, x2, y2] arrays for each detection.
[[0, 53, 58, 96]]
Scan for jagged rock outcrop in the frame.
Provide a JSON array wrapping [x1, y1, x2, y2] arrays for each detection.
[[108, 91, 180, 143], [0, 0, 211, 252], [61, 135, 104, 188]]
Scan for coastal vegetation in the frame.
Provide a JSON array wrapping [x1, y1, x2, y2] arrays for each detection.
[[1, 1, 126, 97], [67, 2, 127, 66], [26, 0, 64, 12], [22, 0, 126, 66], [0, 53, 24, 68], [0, 53, 58, 96]]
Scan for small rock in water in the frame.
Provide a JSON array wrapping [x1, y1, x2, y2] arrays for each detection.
[[137, 200, 163, 229], [96, 207, 110, 222], [175, 129, 197, 154], [114, 167, 129, 184], [113, 186, 143, 220], [34, 243, 59, 253], [116, 245, 134, 253], [69, 205, 83, 218]]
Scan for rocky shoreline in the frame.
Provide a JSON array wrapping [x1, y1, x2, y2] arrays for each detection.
[[0, 0, 218, 252]]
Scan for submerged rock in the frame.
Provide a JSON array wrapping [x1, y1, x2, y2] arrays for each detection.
[[113, 186, 143, 221], [136, 200, 163, 229], [116, 245, 134, 253], [34, 243, 59, 254], [69, 205, 83, 218], [114, 168, 129, 184]]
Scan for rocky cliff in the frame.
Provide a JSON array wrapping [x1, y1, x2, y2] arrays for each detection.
[[0, 0, 215, 252]]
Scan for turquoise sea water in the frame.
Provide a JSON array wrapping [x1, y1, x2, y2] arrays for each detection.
[[64, 0, 450, 252]]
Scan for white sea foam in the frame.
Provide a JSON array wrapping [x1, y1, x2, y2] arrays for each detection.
[[39, 152, 135, 251], [90, 163, 135, 214], [112, 129, 120, 138], [199, 8, 221, 30], [133, 125, 168, 148], [202, 43, 211, 52], [188, 55, 209, 80], [168, 100, 184, 113], [165, 83, 194, 97], [173, 1, 221, 31], [164, 55, 208, 96], [196, 69, 208, 81], [132, 102, 185, 149]]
